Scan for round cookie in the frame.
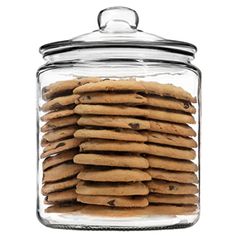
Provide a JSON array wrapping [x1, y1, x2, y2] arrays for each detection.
[[45, 189, 77, 204], [42, 79, 81, 100], [41, 115, 78, 133], [78, 92, 196, 113], [77, 168, 152, 182], [45, 203, 82, 213], [147, 156, 197, 172], [43, 163, 82, 183], [41, 138, 81, 158], [42, 178, 78, 195], [147, 180, 198, 195], [72, 204, 197, 217], [74, 128, 147, 142], [147, 169, 198, 184], [41, 109, 74, 121], [143, 131, 197, 148], [43, 149, 78, 170], [77, 195, 149, 208], [80, 140, 196, 160], [74, 104, 195, 124], [73, 153, 149, 169], [78, 115, 150, 130], [77, 115, 196, 137], [41, 94, 79, 112], [73, 80, 196, 103], [42, 126, 77, 142], [148, 193, 198, 205], [76, 181, 149, 196]]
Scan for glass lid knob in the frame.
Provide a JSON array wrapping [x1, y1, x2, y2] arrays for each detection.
[[97, 6, 139, 33]]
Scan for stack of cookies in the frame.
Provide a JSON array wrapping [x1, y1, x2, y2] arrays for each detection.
[[71, 79, 198, 215], [40, 79, 83, 207]]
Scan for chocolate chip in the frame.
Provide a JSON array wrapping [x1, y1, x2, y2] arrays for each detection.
[[42, 87, 49, 94], [107, 200, 115, 206], [50, 102, 62, 110], [86, 95, 91, 100], [55, 142, 65, 148], [169, 185, 177, 191], [128, 123, 140, 129], [183, 102, 190, 109]]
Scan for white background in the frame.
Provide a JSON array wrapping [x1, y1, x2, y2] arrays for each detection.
[[0, 0, 235, 235]]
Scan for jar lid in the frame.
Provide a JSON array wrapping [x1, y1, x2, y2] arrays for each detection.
[[40, 6, 197, 58]]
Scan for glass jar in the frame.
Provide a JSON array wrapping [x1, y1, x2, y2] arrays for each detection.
[[37, 6, 201, 230]]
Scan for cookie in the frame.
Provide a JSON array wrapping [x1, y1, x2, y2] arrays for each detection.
[[147, 156, 197, 172], [74, 104, 195, 124], [76, 181, 149, 196], [41, 109, 74, 121], [73, 80, 196, 103], [41, 115, 78, 133], [148, 193, 198, 205], [45, 189, 77, 204], [41, 94, 78, 112], [77, 195, 148, 207], [74, 128, 147, 142], [77, 115, 196, 137], [43, 150, 78, 170], [147, 169, 198, 184], [149, 120, 196, 137], [76, 77, 104, 86], [41, 138, 81, 158], [45, 203, 82, 213], [143, 131, 197, 148], [77, 168, 151, 182], [78, 115, 150, 130], [42, 178, 78, 195], [73, 204, 197, 217], [42, 79, 80, 100], [147, 180, 198, 195], [42, 126, 77, 142], [78, 92, 196, 114], [43, 163, 82, 183], [73, 153, 149, 169], [80, 140, 196, 160]]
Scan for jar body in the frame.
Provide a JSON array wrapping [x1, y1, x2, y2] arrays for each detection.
[[37, 59, 201, 230]]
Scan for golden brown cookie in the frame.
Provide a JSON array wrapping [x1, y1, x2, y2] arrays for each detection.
[[41, 109, 74, 121], [78, 115, 150, 130], [74, 204, 197, 217], [42, 79, 81, 100], [143, 131, 197, 148], [147, 169, 198, 184], [73, 153, 149, 169], [80, 140, 196, 160], [42, 178, 78, 195], [42, 126, 77, 143], [43, 163, 82, 183], [41, 138, 81, 158], [76, 181, 149, 196], [78, 92, 196, 114], [77, 195, 148, 208], [74, 104, 195, 124], [45, 189, 77, 204], [77, 168, 152, 182], [148, 193, 198, 205], [45, 203, 83, 213], [74, 128, 147, 142], [41, 94, 78, 112], [147, 180, 198, 195], [42, 150, 78, 170], [77, 115, 196, 136], [41, 115, 78, 133], [73, 80, 196, 103], [147, 156, 197, 172]]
